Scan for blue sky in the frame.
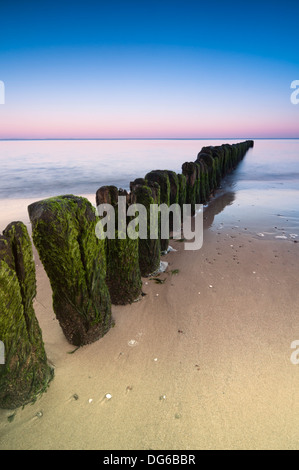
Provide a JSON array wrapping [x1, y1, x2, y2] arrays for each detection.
[[0, 0, 299, 138]]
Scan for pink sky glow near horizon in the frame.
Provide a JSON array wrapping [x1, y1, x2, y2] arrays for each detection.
[[1, 102, 299, 140]]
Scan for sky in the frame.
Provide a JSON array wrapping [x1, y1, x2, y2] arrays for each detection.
[[0, 0, 299, 139]]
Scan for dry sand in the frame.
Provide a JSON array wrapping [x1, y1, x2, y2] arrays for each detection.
[[0, 199, 299, 450]]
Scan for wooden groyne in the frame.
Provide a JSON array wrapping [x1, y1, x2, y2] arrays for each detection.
[[183, 140, 254, 213], [0, 140, 253, 408]]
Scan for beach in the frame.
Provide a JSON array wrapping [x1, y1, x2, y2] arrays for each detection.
[[0, 180, 299, 449], [1, 0, 298, 451]]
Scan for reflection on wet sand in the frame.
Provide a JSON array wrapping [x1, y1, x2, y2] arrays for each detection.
[[203, 190, 236, 230]]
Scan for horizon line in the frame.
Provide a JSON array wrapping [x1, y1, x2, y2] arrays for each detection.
[[0, 137, 299, 142]]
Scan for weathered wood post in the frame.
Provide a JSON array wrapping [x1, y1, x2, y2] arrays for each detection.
[[130, 178, 161, 276], [196, 149, 217, 193], [145, 170, 170, 253], [96, 186, 142, 304], [164, 170, 180, 231], [177, 173, 187, 212], [28, 195, 112, 346], [182, 162, 198, 214], [0, 222, 53, 409]]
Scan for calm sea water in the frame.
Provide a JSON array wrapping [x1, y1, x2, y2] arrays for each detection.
[[0, 139, 298, 238], [208, 139, 299, 239]]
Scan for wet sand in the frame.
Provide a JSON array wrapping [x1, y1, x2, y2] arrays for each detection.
[[0, 195, 299, 450]]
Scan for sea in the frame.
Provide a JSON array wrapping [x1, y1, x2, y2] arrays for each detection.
[[0, 139, 298, 240]]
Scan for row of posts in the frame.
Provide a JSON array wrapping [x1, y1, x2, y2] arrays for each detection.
[[0, 140, 254, 409]]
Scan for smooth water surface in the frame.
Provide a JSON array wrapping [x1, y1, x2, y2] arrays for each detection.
[[210, 139, 299, 240], [0, 139, 298, 238]]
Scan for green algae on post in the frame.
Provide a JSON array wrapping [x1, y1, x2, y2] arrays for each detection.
[[0, 222, 53, 410], [145, 170, 170, 253], [130, 178, 161, 277], [177, 173, 187, 212], [181, 140, 254, 210], [164, 170, 180, 231], [28, 195, 112, 346], [182, 162, 198, 214], [164, 170, 179, 206], [96, 186, 142, 305]]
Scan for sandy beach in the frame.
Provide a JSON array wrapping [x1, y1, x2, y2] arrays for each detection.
[[0, 189, 299, 450], [1, 0, 299, 452]]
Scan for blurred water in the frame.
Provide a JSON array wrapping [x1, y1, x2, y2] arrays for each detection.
[[0, 139, 298, 237], [210, 139, 299, 239], [0, 139, 237, 199]]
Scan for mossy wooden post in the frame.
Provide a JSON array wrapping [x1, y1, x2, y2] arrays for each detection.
[[164, 170, 179, 206], [28, 195, 112, 346], [177, 173, 186, 211], [96, 186, 142, 305], [145, 170, 170, 253], [194, 163, 201, 204], [130, 178, 161, 276], [211, 147, 223, 187], [177, 173, 187, 223], [164, 170, 180, 231], [195, 141, 254, 192], [231, 144, 238, 167], [182, 162, 198, 215], [222, 144, 233, 174], [0, 222, 53, 409], [196, 152, 216, 195]]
